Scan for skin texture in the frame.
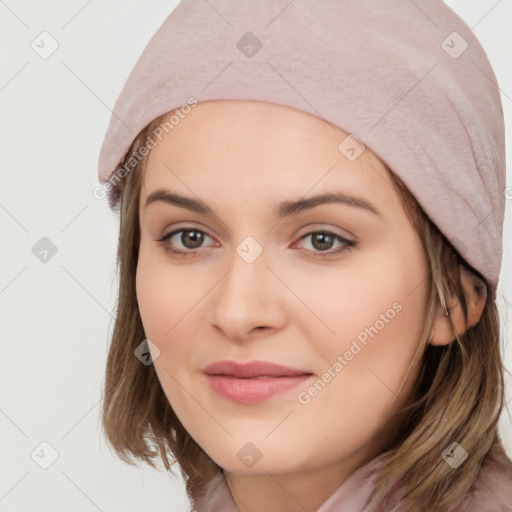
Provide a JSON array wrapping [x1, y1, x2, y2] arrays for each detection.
[[135, 100, 485, 512]]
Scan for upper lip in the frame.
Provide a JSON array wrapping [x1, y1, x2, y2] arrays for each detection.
[[202, 360, 313, 378]]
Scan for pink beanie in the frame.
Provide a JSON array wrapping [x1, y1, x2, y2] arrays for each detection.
[[97, 0, 506, 297]]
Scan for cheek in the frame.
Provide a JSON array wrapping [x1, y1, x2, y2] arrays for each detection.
[[292, 275, 428, 466], [136, 249, 173, 341], [135, 243, 220, 395], [290, 241, 429, 423], [135, 246, 201, 413], [135, 244, 201, 341], [280, 240, 429, 363]]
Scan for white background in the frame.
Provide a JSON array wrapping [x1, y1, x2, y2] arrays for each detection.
[[0, 1, 511, 511]]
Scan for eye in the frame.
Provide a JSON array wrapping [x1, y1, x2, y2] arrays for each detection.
[[157, 228, 217, 257], [294, 230, 356, 258], [156, 227, 356, 259]]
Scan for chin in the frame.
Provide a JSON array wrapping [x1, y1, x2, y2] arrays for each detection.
[[203, 443, 311, 475]]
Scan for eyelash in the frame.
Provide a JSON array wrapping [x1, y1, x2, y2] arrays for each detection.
[[156, 227, 356, 259]]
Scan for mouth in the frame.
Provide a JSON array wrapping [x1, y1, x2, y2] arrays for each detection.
[[202, 360, 315, 404]]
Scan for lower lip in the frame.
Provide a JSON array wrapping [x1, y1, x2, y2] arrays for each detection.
[[204, 374, 313, 404]]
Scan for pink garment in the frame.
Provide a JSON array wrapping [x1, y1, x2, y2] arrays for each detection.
[[192, 455, 397, 512], [97, 0, 507, 298], [192, 445, 512, 511]]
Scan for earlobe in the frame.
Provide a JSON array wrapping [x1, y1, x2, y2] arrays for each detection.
[[429, 267, 487, 347], [429, 299, 462, 346]]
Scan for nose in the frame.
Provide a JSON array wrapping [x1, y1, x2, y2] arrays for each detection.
[[206, 245, 288, 343]]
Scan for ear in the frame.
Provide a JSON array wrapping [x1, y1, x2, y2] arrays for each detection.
[[429, 267, 487, 346]]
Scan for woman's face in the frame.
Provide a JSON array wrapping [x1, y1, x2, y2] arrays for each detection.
[[136, 100, 431, 477]]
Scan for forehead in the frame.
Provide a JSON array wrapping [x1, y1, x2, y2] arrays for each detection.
[[140, 100, 398, 212]]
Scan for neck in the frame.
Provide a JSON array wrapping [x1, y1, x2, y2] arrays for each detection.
[[224, 452, 373, 512]]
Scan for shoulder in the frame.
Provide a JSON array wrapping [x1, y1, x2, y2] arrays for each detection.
[[461, 440, 512, 511]]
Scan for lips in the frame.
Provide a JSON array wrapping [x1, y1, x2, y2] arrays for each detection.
[[202, 360, 312, 378], [202, 360, 314, 404]]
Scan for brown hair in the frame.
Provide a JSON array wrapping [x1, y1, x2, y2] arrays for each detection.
[[100, 112, 511, 510]]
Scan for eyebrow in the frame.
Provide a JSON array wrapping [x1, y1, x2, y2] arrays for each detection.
[[144, 189, 381, 218]]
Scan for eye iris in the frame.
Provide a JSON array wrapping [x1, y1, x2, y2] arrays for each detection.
[[312, 232, 334, 251], [182, 230, 204, 249]]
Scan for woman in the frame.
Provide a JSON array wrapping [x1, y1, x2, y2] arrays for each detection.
[[97, 1, 512, 510]]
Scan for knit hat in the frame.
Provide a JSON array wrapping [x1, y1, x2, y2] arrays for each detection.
[[97, 0, 506, 297]]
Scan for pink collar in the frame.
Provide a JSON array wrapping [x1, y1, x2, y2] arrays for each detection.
[[191, 450, 512, 512], [192, 455, 403, 512]]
